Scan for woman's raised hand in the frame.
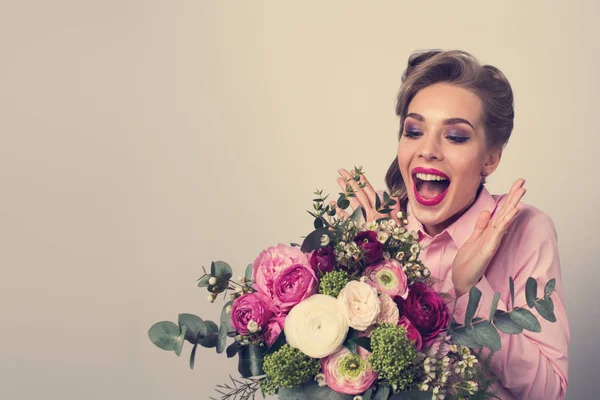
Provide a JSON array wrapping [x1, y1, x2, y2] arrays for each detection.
[[452, 178, 527, 297], [334, 168, 401, 224]]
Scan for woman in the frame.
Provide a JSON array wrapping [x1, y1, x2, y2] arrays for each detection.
[[334, 50, 570, 399]]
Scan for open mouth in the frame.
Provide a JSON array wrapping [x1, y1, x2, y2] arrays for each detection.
[[412, 169, 451, 206]]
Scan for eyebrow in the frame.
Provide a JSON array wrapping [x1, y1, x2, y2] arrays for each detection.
[[405, 112, 475, 130]]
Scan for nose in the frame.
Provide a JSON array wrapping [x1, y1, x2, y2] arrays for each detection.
[[418, 134, 443, 161]]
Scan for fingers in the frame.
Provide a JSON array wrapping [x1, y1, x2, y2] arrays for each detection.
[[464, 210, 491, 245], [490, 178, 526, 227], [338, 169, 373, 212]]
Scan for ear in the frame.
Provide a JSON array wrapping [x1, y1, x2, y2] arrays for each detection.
[[483, 147, 503, 176]]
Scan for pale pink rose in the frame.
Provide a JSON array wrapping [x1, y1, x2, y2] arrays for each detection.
[[398, 316, 423, 351], [363, 259, 408, 298], [252, 244, 309, 298], [321, 346, 377, 395], [377, 293, 400, 325], [272, 264, 318, 314], [263, 319, 282, 347], [338, 281, 380, 331], [423, 336, 452, 358]]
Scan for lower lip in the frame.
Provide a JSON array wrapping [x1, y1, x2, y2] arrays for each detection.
[[413, 178, 449, 206]]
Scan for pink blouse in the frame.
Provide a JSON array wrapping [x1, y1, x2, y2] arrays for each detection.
[[401, 186, 570, 399]]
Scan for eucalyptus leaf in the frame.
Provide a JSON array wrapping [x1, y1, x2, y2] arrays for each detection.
[[279, 381, 353, 400], [217, 322, 228, 354], [489, 292, 501, 322], [372, 385, 391, 400], [226, 341, 240, 358], [245, 263, 253, 282], [383, 191, 390, 205], [220, 300, 234, 332], [465, 286, 482, 327], [238, 344, 265, 378], [350, 206, 364, 223], [148, 321, 181, 351], [198, 320, 219, 348], [189, 342, 198, 369], [493, 310, 523, 334], [510, 308, 541, 332], [509, 276, 515, 309], [337, 194, 350, 210], [211, 261, 233, 278], [197, 275, 211, 288], [348, 336, 372, 352], [469, 322, 501, 352], [525, 277, 537, 308], [362, 388, 373, 400], [544, 278, 556, 296], [534, 297, 557, 322], [178, 313, 206, 343], [265, 331, 286, 355], [389, 390, 433, 399], [300, 227, 330, 253], [449, 326, 482, 348], [314, 217, 324, 229], [174, 325, 187, 356], [375, 193, 381, 210]]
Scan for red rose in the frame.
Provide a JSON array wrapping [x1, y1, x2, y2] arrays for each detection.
[[354, 231, 383, 264], [309, 246, 336, 274], [394, 282, 449, 347]]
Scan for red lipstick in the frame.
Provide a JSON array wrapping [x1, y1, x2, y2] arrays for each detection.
[[411, 167, 450, 207]]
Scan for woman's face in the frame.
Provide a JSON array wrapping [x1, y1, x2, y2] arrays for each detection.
[[397, 82, 501, 236]]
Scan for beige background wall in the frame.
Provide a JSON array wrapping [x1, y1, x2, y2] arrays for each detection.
[[1, 1, 597, 399]]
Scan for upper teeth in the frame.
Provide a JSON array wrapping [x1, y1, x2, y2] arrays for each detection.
[[415, 173, 448, 181]]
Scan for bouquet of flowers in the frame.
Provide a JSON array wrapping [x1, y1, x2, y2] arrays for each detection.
[[148, 167, 558, 400]]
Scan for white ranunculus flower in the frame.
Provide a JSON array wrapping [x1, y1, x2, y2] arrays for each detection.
[[284, 294, 348, 358], [337, 281, 381, 331]]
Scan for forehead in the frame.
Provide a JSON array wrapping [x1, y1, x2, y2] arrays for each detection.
[[406, 82, 483, 126]]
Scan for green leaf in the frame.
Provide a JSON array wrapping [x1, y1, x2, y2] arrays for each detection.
[[535, 297, 557, 322], [148, 321, 181, 351], [220, 300, 234, 332], [178, 314, 206, 343], [493, 310, 523, 334], [211, 261, 233, 279], [389, 390, 433, 399], [375, 193, 381, 210], [226, 341, 240, 358], [509, 276, 515, 309], [525, 277, 537, 308], [468, 322, 501, 352], [372, 385, 391, 400], [510, 308, 541, 332], [197, 275, 211, 288], [265, 331, 286, 355], [174, 325, 187, 356], [217, 321, 228, 354], [489, 292, 501, 322], [343, 329, 359, 354], [348, 336, 372, 352], [350, 205, 364, 223], [362, 388, 373, 400], [449, 326, 482, 348], [238, 344, 265, 378], [189, 342, 198, 369], [300, 227, 330, 253], [465, 285, 482, 327], [245, 263, 253, 282], [383, 191, 390, 205], [337, 194, 350, 210], [198, 320, 219, 348], [314, 217, 324, 229], [544, 278, 556, 296], [279, 381, 354, 400]]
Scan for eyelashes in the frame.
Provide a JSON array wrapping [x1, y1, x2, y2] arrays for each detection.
[[402, 129, 470, 144]]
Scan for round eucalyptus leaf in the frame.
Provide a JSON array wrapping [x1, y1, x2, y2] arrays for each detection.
[[211, 261, 233, 278], [148, 321, 180, 351], [174, 325, 187, 356], [178, 313, 207, 343], [510, 308, 541, 332], [198, 320, 219, 348]]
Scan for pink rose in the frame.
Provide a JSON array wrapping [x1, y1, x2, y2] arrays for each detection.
[[230, 292, 273, 336], [398, 316, 423, 351], [353, 231, 383, 264], [377, 293, 400, 325], [309, 246, 337, 274], [252, 244, 309, 298], [423, 336, 452, 358], [272, 264, 318, 314], [363, 259, 408, 298], [394, 282, 449, 348], [321, 346, 377, 395], [263, 319, 283, 347]]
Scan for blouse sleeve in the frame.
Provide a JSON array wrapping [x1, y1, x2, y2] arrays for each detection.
[[453, 211, 570, 399]]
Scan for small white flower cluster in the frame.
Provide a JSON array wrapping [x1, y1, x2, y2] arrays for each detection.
[[335, 240, 363, 263], [418, 356, 451, 399], [314, 373, 327, 387], [454, 345, 478, 375]]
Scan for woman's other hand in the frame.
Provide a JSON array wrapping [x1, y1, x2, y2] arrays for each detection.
[[334, 168, 400, 224], [452, 178, 527, 297]]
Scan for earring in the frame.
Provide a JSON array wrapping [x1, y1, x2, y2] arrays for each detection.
[[481, 171, 488, 177]]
